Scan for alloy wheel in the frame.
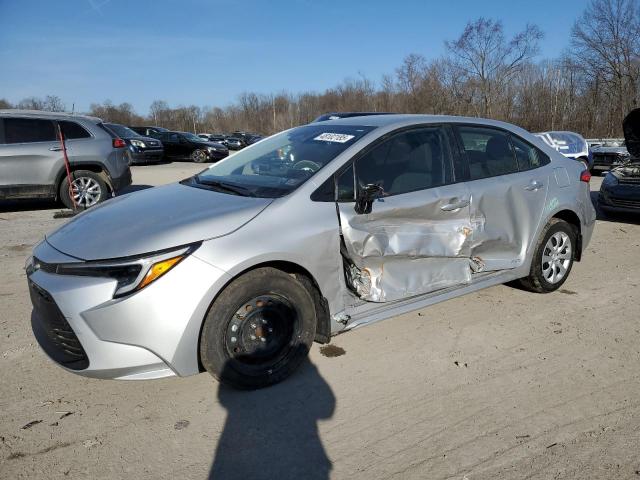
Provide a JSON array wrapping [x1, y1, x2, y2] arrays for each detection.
[[541, 231, 572, 284], [70, 177, 102, 208]]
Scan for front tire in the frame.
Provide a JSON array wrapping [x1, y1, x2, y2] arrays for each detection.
[[200, 268, 317, 389], [519, 218, 576, 293], [59, 170, 108, 210], [191, 149, 208, 163]]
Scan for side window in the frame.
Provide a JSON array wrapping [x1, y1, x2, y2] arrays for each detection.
[[4, 118, 57, 144], [59, 120, 91, 139], [457, 126, 519, 180], [354, 127, 453, 196], [336, 164, 355, 201], [509, 134, 550, 170]]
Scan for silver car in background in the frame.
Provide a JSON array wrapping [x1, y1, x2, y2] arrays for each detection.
[[535, 131, 592, 169], [26, 115, 596, 389], [0, 110, 132, 208]]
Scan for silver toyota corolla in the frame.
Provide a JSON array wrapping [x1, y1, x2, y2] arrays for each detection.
[[26, 115, 596, 389]]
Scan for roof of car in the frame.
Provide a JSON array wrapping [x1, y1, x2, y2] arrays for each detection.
[[0, 109, 102, 123], [314, 113, 520, 130]]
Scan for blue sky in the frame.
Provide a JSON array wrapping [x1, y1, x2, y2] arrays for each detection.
[[0, 0, 588, 115]]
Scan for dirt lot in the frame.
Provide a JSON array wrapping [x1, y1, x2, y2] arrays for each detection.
[[1, 166, 639, 480]]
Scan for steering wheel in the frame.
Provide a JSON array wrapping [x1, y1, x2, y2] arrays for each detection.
[[292, 160, 321, 173]]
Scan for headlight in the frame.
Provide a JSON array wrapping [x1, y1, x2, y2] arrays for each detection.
[[130, 139, 146, 148], [207, 146, 219, 152], [43, 243, 200, 298]]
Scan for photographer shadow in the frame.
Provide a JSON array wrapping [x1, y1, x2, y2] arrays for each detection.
[[209, 361, 335, 480]]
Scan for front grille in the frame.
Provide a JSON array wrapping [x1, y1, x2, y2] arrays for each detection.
[[609, 197, 640, 208], [29, 280, 89, 370], [618, 177, 640, 184]]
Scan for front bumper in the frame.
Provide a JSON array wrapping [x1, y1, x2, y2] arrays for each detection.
[[207, 150, 229, 160], [110, 168, 132, 192], [130, 148, 164, 164], [27, 240, 231, 380], [598, 191, 640, 212]]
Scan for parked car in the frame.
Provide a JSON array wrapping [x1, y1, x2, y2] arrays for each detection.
[[222, 136, 244, 150], [26, 114, 595, 389], [598, 108, 640, 213], [105, 123, 164, 165], [591, 143, 630, 173], [129, 126, 169, 138], [230, 131, 260, 147], [534, 131, 593, 169], [157, 131, 228, 162], [0, 110, 131, 209], [197, 133, 243, 150], [246, 134, 264, 145], [313, 112, 395, 122]]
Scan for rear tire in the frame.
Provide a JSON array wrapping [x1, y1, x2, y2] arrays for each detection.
[[519, 218, 576, 293], [200, 268, 317, 390], [59, 170, 108, 210]]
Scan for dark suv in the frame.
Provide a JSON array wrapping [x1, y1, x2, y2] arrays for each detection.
[[157, 131, 228, 162], [105, 123, 164, 165], [0, 110, 132, 209]]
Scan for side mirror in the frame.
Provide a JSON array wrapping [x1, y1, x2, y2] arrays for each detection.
[[355, 183, 384, 214]]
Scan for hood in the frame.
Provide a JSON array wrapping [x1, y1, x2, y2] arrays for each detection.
[[206, 141, 227, 149], [591, 145, 629, 154], [46, 182, 272, 261], [623, 108, 640, 159]]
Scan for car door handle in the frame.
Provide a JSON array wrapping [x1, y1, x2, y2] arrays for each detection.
[[440, 199, 470, 211], [49, 146, 63, 151], [525, 180, 544, 191]]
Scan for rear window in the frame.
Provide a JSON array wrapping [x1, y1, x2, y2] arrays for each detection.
[[3, 117, 57, 144], [59, 120, 91, 139]]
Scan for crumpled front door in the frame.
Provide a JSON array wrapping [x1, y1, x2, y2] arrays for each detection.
[[338, 182, 475, 302]]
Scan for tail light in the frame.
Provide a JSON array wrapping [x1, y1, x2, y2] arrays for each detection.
[[580, 170, 591, 183], [113, 138, 126, 148]]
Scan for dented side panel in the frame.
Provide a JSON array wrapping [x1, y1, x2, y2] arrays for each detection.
[[339, 183, 475, 302], [466, 171, 550, 271]]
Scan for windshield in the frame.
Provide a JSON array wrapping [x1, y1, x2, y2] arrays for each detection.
[[182, 132, 205, 142], [187, 124, 375, 198], [106, 123, 139, 138]]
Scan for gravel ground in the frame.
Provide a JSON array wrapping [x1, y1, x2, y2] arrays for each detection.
[[1, 166, 639, 480]]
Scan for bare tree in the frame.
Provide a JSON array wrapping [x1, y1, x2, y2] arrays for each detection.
[[571, 0, 640, 130], [445, 18, 543, 117]]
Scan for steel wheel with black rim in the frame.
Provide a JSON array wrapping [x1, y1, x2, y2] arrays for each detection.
[[191, 149, 208, 163], [59, 170, 108, 210], [519, 218, 576, 293], [200, 267, 317, 389]]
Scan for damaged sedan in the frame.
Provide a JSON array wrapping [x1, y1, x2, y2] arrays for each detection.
[[598, 108, 640, 213], [26, 115, 596, 389]]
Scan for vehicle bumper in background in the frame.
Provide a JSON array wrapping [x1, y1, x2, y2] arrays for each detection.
[[27, 240, 231, 380], [208, 150, 229, 161], [110, 168, 132, 192], [598, 190, 640, 212], [129, 149, 164, 165]]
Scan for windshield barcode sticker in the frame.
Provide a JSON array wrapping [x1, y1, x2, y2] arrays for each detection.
[[314, 133, 355, 143]]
